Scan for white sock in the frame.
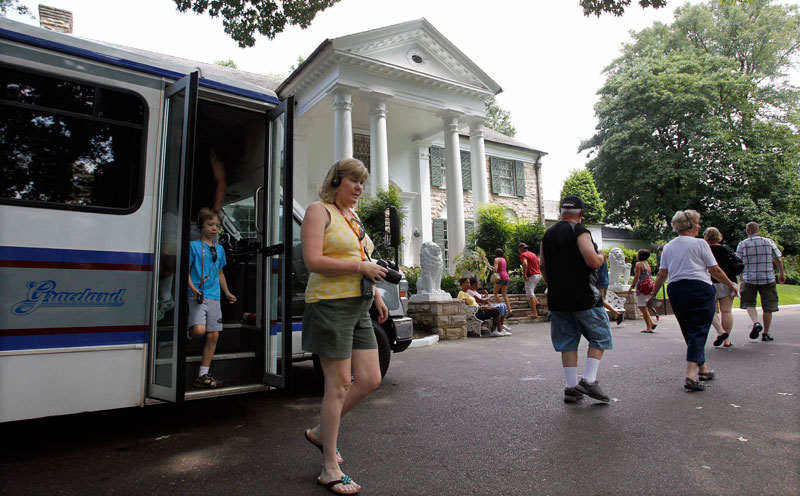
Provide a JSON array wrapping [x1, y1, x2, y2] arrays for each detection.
[[198, 366, 209, 378], [584, 358, 601, 383], [564, 367, 578, 388]]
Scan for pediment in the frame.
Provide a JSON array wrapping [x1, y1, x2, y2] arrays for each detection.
[[331, 19, 500, 94]]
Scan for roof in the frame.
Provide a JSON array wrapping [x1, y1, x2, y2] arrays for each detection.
[[459, 126, 546, 156], [601, 226, 635, 240]]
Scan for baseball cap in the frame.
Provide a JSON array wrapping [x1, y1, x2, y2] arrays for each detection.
[[560, 195, 584, 210]]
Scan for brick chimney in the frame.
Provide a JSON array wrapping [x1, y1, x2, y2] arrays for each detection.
[[39, 5, 73, 34]]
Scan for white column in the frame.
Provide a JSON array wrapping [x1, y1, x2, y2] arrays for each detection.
[[441, 110, 465, 275], [469, 117, 489, 218], [369, 93, 391, 195], [332, 86, 355, 161], [416, 143, 433, 245]]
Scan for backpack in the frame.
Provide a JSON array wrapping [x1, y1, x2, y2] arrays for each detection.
[[636, 271, 655, 295]]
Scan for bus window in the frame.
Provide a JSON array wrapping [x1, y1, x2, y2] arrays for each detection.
[[0, 64, 146, 212]]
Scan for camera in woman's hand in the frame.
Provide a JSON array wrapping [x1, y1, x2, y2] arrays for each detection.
[[375, 259, 402, 285]]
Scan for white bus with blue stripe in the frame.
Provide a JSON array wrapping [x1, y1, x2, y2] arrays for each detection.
[[0, 17, 298, 422]]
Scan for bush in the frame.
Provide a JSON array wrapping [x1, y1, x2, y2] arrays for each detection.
[[471, 204, 511, 258], [506, 219, 545, 271], [356, 187, 406, 259], [784, 255, 800, 285], [453, 247, 492, 283], [402, 265, 420, 294], [441, 274, 460, 298]]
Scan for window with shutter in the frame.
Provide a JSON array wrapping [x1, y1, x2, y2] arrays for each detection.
[[464, 220, 475, 242], [490, 157, 502, 194], [429, 146, 444, 188], [432, 218, 448, 270], [460, 150, 471, 190], [515, 161, 526, 197]]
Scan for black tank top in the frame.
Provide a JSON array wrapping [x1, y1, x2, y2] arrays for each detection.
[[541, 221, 602, 312]]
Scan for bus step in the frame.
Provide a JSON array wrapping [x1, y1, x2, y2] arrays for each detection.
[[185, 351, 256, 363], [185, 383, 272, 400]]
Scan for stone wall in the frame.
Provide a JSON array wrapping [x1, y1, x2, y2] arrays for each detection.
[[430, 158, 541, 222], [407, 299, 467, 340]]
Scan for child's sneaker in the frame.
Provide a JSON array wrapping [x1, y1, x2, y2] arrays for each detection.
[[193, 374, 221, 388]]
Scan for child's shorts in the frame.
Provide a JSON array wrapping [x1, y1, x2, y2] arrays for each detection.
[[188, 298, 224, 332]]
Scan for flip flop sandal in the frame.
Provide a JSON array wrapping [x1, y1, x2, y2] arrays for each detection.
[[305, 430, 343, 464], [713, 333, 730, 347], [651, 324, 657, 330], [684, 378, 705, 391], [640, 330, 654, 333], [723, 342, 734, 348], [698, 371, 716, 381], [317, 475, 360, 495]]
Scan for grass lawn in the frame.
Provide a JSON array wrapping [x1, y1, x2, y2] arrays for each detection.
[[733, 283, 800, 307]]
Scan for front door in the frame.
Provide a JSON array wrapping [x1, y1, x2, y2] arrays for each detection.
[[149, 73, 198, 402], [263, 97, 293, 388]]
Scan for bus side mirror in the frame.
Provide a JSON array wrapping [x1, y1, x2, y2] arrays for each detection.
[[388, 206, 400, 248]]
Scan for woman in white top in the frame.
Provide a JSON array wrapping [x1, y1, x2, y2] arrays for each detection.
[[650, 210, 737, 392]]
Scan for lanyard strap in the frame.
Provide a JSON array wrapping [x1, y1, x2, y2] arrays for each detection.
[[339, 207, 368, 262]]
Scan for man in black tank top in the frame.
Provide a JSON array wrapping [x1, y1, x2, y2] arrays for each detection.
[[540, 196, 614, 404]]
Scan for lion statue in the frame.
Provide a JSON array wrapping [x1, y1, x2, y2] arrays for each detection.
[[608, 247, 631, 290], [410, 241, 451, 302]]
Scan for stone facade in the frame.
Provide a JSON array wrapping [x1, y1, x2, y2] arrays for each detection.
[[429, 158, 542, 223], [406, 299, 468, 340]]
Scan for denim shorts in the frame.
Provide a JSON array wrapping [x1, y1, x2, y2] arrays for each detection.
[[550, 307, 613, 352]]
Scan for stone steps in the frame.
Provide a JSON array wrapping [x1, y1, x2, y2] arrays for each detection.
[[489, 293, 549, 324]]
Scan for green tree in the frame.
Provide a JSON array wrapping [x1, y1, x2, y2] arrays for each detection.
[[173, 0, 341, 48], [1, 0, 32, 16], [560, 169, 606, 224], [580, 0, 800, 253], [580, 0, 748, 17], [214, 59, 238, 69], [484, 96, 516, 138], [289, 55, 305, 72], [581, 0, 667, 17], [355, 187, 406, 259]]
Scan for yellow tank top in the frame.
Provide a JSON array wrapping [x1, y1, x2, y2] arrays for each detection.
[[305, 202, 374, 303]]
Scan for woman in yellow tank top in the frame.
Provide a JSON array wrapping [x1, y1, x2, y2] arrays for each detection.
[[300, 158, 388, 495]]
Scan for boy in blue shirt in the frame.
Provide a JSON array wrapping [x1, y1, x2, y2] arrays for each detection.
[[187, 208, 237, 388]]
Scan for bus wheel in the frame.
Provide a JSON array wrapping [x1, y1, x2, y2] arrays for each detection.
[[373, 320, 391, 379]]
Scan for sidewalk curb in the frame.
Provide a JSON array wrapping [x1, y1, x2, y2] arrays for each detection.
[[409, 335, 439, 348]]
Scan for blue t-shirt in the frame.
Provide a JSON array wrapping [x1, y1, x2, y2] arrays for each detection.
[[188, 240, 227, 300]]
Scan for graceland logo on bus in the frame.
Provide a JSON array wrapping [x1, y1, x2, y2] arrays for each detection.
[[11, 280, 127, 316]]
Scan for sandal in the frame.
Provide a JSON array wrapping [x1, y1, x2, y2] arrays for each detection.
[[723, 342, 734, 348], [640, 330, 654, 333], [698, 371, 716, 381], [317, 475, 360, 495], [684, 378, 705, 391], [305, 430, 343, 464], [713, 333, 729, 347]]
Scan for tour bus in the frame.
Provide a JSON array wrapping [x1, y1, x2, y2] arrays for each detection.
[[0, 18, 413, 423]]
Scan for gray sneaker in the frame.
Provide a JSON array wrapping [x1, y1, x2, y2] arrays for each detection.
[[564, 387, 584, 403], [576, 378, 610, 402]]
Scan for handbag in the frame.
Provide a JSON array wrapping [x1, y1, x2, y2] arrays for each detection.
[[636, 273, 655, 295], [490, 271, 501, 283]]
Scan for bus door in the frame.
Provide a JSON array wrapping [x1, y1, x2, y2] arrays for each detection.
[[149, 72, 198, 402], [263, 97, 293, 388]]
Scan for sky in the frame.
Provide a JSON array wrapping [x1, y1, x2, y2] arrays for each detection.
[[7, 0, 707, 200]]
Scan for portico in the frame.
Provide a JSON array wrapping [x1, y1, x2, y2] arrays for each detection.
[[278, 19, 543, 272]]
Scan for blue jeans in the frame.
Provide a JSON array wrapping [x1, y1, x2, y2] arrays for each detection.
[[668, 279, 715, 365]]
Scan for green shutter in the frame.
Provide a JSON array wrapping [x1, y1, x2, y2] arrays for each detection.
[[460, 150, 472, 190], [430, 147, 443, 187], [433, 218, 447, 252], [490, 156, 501, 194], [515, 161, 526, 197], [464, 220, 475, 241]]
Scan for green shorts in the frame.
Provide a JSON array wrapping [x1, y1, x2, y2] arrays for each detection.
[[302, 297, 377, 359], [739, 282, 779, 313]]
